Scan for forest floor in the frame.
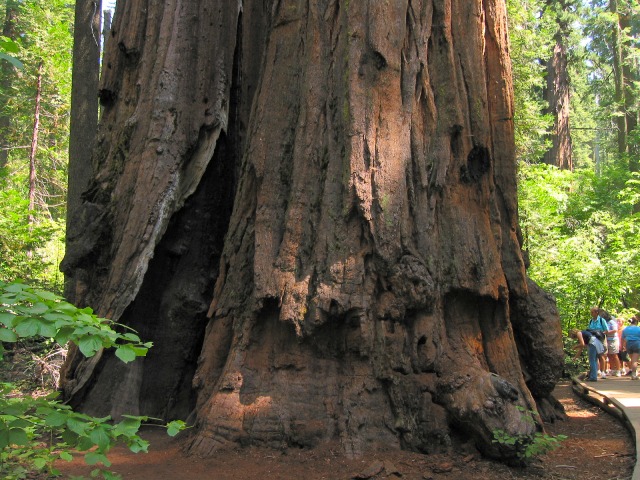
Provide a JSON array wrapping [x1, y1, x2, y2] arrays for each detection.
[[55, 381, 635, 480]]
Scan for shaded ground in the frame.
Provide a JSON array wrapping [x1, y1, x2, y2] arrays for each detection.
[[58, 382, 635, 480]]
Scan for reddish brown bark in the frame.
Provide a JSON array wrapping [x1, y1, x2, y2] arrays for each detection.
[[61, 0, 563, 462], [543, 36, 572, 170]]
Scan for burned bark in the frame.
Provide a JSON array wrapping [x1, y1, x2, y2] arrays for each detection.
[[61, 0, 563, 461]]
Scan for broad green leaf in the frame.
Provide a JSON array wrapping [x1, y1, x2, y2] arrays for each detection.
[[59, 451, 73, 462], [34, 290, 59, 301], [132, 346, 149, 356], [0, 295, 18, 305], [121, 332, 140, 342], [44, 312, 73, 323], [0, 327, 17, 342], [167, 420, 187, 437], [0, 428, 9, 448], [2, 405, 27, 416], [0, 313, 17, 328], [55, 326, 75, 345], [115, 345, 137, 363], [0, 37, 19, 53], [128, 437, 149, 453], [14, 317, 41, 337], [4, 283, 27, 293], [89, 426, 111, 451], [112, 417, 142, 438], [78, 335, 103, 357], [66, 417, 88, 436], [45, 410, 68, 427], [84, 451, 111, 466], [77, 434, 96, 451], [38, 321, 57, 338], [33, 456, 48, 469], [56, 302, 80, 312], [29, 302, 50, 315], [8, 418, 30, 428], [60, 428, 79, 446], [8, 427, 29, 446]]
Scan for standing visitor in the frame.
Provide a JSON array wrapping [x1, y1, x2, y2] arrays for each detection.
[[571, 329, 604, 382], [621, 316, 640, 380], [618, 318, 631, 374], [606, 316, 622, 376], [588, 307, 609, 377]]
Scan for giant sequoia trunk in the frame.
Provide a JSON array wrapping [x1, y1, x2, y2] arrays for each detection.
[[61, 0, 564, 461]]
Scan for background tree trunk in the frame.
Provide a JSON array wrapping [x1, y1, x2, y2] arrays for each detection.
[[0, 0, 18, 170], [543, 1, 573, 170], [61, 0, 563, 461], [619, 5, 638, 171], [27, 62, 42, 226], [610, 0, 627, 155], [65, 0, 101, 303]]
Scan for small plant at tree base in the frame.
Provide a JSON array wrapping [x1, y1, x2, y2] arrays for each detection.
[[492, 406, 567, 464], [0, 281, 189, 479], [492, 428, 567, 463]]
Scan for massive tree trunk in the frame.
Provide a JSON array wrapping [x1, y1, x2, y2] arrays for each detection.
[[61, 0, 564, 462]]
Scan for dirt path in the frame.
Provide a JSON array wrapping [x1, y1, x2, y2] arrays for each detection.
[[57, 382, 635, 480]]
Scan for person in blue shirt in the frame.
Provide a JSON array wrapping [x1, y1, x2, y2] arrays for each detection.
[[588, 307, 609, 377], [571, 329, 604, 382], [622, 316, 640, 380]]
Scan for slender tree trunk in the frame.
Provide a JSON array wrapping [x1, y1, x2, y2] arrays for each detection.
[[619, 6, 638, 170], [0, 0, 19, 170], [543, 2, 573, 170], [27, 62, 43, 225], [610, 0, 627, 154], [65, 0, 101, 303], [61, 0, 564, 462]]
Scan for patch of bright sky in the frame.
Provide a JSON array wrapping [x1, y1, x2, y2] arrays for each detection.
[[103, 1, 116, 14]]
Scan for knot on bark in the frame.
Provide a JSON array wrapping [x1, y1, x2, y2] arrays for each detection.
[[389, 255, 435, 308], [489, 373, 519, 402], [375, 255, 435, 320]]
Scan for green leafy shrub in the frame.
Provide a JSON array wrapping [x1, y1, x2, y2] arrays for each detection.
[[0, 281, 152, 362], [0, 281, 187, 479], [492, 406, 566, 464], [492, 428, 567, 463]]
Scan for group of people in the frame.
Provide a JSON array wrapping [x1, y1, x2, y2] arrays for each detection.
[[570, 307, 640, 382]]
